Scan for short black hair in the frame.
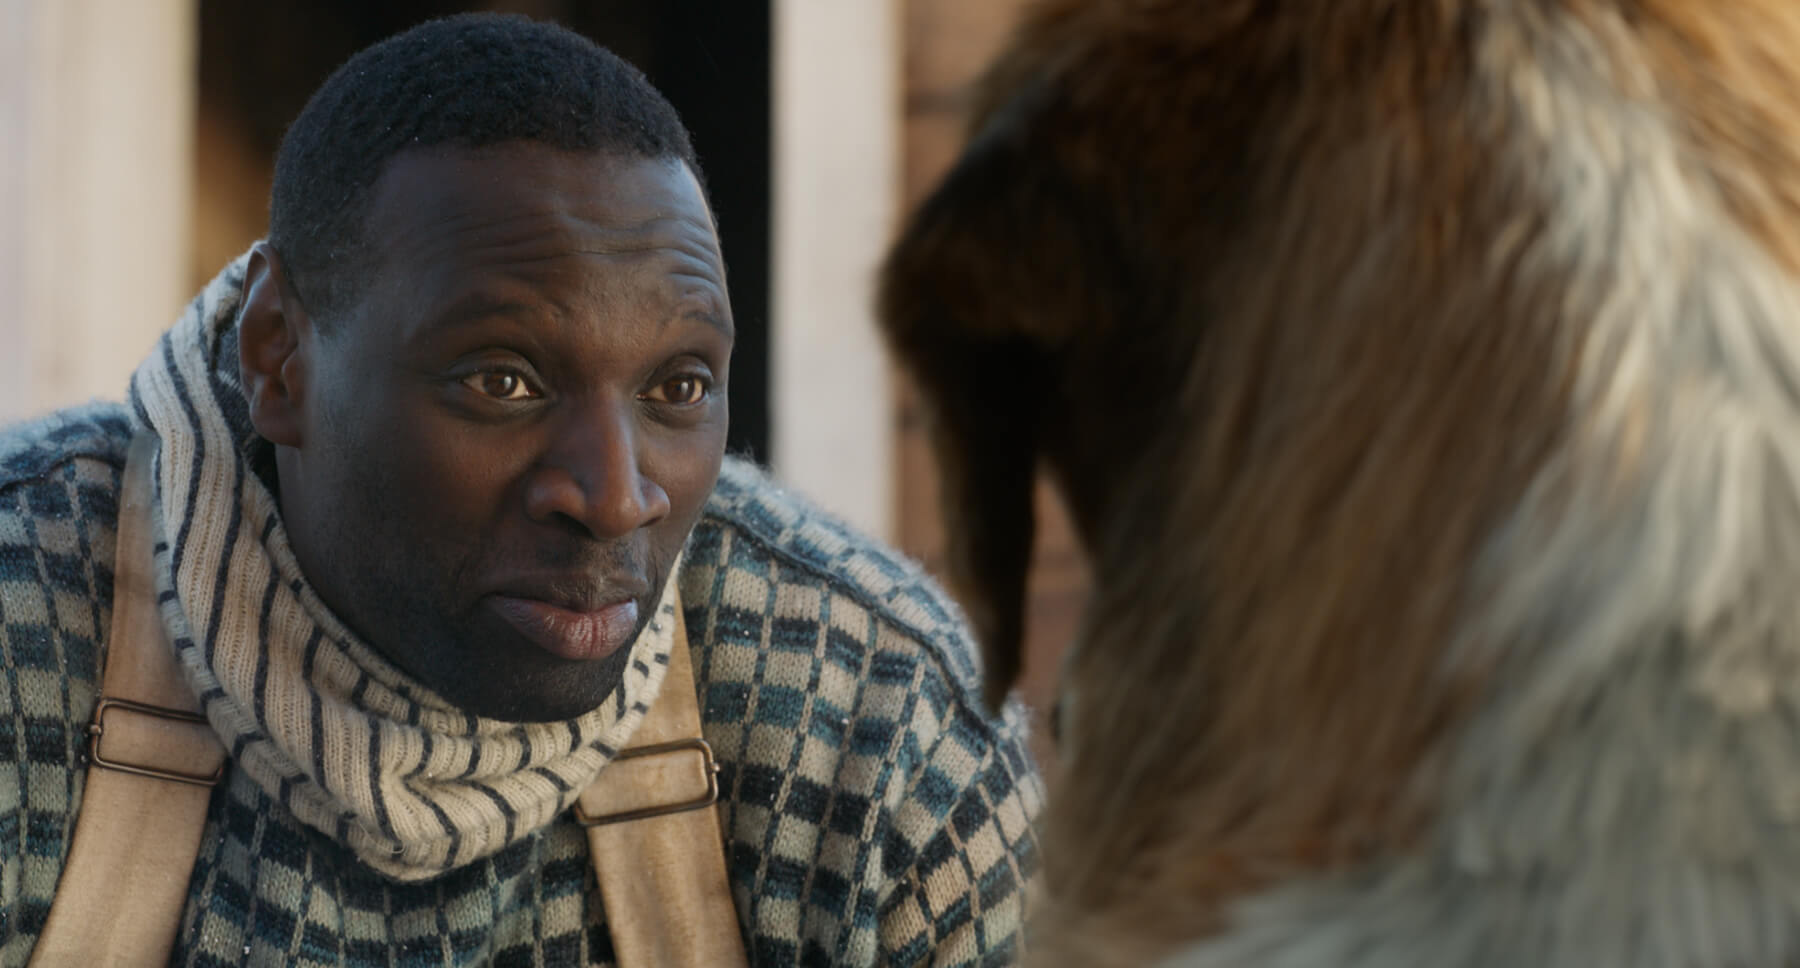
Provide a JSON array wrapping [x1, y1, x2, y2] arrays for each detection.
[[268, 12, 701, 321]]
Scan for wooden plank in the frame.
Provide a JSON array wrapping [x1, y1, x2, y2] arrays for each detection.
[[0, 0, 195, 423]]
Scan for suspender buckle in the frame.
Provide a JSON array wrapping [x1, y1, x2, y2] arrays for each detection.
[[86, 697, 226, 787], [571, 737, 722, 826]]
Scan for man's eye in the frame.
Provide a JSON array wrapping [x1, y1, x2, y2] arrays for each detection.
[[463, 371, 539, 401], [644, 376, 709, 406]]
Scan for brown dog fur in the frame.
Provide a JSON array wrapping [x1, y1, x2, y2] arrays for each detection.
[[879, 1, 1800, 964]]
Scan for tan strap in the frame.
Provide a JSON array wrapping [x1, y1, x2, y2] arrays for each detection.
[[576, 601, 750, 968], [32, 435, 227, 968]]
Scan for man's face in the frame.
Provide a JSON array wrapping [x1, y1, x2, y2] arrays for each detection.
[[271, 144, 731, 721]]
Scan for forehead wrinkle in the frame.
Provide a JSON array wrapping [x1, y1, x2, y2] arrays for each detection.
[[565, 216, 726, 282], [367, 149, 722, 279], [403, 215, 681, 259], [403, 209, 723, 286], [427, 243, 729, 340]]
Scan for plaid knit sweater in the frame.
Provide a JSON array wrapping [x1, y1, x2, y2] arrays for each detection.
[[0, 403, 1043, 967]]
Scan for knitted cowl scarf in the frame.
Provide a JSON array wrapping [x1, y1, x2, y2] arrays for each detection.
[[124, 254, 675, 881]]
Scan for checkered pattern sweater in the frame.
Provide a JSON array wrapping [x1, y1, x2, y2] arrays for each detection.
[[0, 403, 1044, 967]]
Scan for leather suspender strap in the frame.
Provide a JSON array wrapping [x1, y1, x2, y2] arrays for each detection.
[[32, 435, 227, 967], [575, 601, 750, 968]]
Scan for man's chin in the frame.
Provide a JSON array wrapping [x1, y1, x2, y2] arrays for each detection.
[[442, 638, 640, 722], [399, 616, 645, 722]]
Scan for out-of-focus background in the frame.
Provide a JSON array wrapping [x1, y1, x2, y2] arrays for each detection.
[[0, 0, 1084, 750]]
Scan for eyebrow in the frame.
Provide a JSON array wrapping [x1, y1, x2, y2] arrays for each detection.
[[682, 306, 734, 339]]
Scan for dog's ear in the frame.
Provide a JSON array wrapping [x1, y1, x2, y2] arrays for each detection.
[[878, 89, 1075, 711], [897, 335, 1038, 715]]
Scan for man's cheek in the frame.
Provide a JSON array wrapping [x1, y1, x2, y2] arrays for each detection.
[[411, 435, 535, 544], [654, 429, 726, 502]]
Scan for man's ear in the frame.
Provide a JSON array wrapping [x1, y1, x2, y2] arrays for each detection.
[[238, 242, 312, 448]]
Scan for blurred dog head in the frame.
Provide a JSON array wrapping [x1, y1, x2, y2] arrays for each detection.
[[881, 1, 1800, 965]]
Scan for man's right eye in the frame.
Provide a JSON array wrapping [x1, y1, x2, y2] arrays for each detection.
[[463, 371, 540, 401]]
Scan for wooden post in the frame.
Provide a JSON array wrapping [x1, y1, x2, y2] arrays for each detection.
[[770, 0, 900, 540], [0, 0, 196, 424]]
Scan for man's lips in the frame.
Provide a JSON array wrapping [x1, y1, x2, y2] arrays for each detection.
[[486, 594, 641, 662]]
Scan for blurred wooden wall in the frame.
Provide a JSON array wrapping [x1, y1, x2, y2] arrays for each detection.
[[0, 0, 195, 425]]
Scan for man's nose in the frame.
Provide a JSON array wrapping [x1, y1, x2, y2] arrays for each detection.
[[523, 400, 671, 539]]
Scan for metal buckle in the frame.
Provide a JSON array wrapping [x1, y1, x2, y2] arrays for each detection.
[[571, 737, 721, 827], [86, 697, 225, 787]]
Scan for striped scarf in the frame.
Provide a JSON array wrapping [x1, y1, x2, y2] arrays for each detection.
[[123, 254, 675, 881]]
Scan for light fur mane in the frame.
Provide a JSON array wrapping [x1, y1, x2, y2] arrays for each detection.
[[1166, 6, 1800, 965]]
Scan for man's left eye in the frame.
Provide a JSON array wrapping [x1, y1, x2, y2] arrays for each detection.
[[463, 371, 540, 401], [644, 376, 710, 406]]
